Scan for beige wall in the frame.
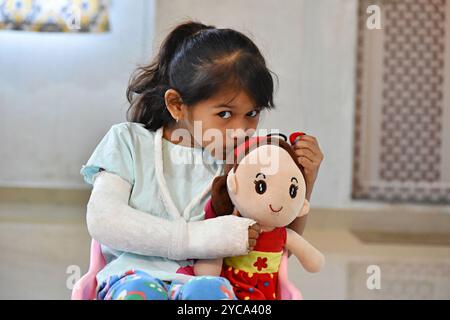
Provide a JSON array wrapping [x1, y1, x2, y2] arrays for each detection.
[[0, 0, 155, 189]]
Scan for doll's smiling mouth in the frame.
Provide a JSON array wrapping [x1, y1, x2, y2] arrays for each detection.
[[269, 204, 283, 213]]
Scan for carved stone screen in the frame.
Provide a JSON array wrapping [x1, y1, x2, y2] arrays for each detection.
[[352, 0, 450, 204]]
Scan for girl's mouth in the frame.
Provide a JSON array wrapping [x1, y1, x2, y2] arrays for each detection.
[[269, 204, 283, 213]]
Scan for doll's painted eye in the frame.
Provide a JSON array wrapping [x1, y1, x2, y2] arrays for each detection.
[[254, 180, 267, 195], [289, 184, 299, 199]]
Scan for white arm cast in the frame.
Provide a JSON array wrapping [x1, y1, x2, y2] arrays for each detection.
[[86, 171, 256, 260]]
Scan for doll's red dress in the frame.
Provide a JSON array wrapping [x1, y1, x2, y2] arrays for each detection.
[[204, 199, 286, 300]]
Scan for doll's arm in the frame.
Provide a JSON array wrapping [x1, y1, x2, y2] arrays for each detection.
[[288, 199, 310, 235], [193, 258, 223, 277], [285, 228, 324, 273], [287, 200, 310, 258]]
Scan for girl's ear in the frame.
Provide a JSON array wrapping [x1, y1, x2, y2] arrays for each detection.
[[226, 171, 237, 194], [211, 175, 234, 216], [298, 199, 310, 217], [164, 89, 185, 120]]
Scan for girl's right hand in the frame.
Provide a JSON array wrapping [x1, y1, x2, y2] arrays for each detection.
[[232, 208, 261, 251], [248, 223, 261, 251], [185, 212, 260, 259]]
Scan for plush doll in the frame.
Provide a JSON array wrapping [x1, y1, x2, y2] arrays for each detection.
[[193, 133, 325, 300]]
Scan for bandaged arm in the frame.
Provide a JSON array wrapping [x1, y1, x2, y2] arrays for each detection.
[[86, 171, 257, 260]]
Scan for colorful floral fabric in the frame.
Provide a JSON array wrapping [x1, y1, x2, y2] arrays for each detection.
[[97, 269, 237, 300]]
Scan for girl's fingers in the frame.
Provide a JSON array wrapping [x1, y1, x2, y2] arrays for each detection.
[[294, 139, 324, 162], [293, 140, 318, 153], [248, 223, 261, 249], [295, 149, 321, 166], [248, 228, 260, 239], [298, 156, 316, 169], [293, 135, 321, 149], [294, 148, 316, 160], [300, 135, 318, 143], [250, 223, 261, 234]]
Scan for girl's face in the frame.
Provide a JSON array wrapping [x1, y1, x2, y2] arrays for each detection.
[[184, 88, 262, 158]]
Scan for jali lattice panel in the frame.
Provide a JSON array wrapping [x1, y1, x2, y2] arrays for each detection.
[[352, 0, 450, 204]]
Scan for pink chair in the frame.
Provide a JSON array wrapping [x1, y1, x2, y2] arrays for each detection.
[[278, 249, 303, 300], [72, 239, 303, 300], [71, 239, 105, 300]]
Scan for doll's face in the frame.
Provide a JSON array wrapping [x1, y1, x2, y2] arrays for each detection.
[[227, 144, 308, 227]]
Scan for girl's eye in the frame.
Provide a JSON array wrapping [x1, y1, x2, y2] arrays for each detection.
[[254, 180, 267, 195], [218, 111, 232, 119], [247, 110, 260, 118], [289, 184, 299, 199]]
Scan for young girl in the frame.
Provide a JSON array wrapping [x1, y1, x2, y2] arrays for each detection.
[[80, 21, 323, 300]]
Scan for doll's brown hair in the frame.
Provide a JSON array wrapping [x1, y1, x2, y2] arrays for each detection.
[[211, 137, 307, 216]]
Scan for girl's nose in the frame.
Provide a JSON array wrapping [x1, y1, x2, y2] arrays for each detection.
[[225, 127, 251, 151], [228, 128, 248, 140], [227, 120, 256, 139]]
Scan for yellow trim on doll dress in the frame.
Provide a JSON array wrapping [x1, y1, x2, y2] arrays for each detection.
[[223, 250, 283, 274]]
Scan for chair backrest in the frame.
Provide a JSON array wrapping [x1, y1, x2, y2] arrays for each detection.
[[71, 239, 106, 300], [72, 240, 302, 300], [278, 250, 303, 300]]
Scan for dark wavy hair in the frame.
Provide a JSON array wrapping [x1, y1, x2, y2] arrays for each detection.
[[126, 20, 277, 131]]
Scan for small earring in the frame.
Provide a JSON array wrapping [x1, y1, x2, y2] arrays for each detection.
[[175, 117, 179, 123]]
